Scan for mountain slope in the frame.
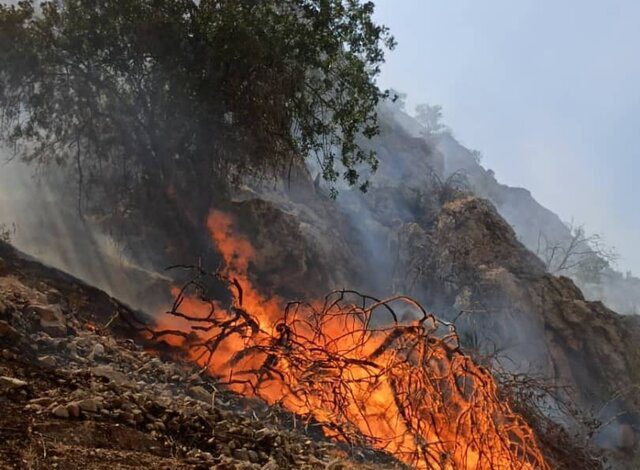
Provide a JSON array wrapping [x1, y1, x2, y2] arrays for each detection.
[[0, 241, 402, 469]]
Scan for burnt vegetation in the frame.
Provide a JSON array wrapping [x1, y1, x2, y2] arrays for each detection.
[[132, 265, 564, 469]]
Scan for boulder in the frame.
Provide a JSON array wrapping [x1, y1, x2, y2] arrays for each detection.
[[26, 303, 68, 337]]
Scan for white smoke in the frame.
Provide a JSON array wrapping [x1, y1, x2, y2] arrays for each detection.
[[0, 156, 169, 310]]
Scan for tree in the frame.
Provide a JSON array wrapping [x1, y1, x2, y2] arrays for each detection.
[[387, 88, 407, 110], [535, 224, 617, 283], [470, 149, 483, 164], [0, 0, 395, 239], [0, 222, 14, 243], [414, 103, 445, 135]]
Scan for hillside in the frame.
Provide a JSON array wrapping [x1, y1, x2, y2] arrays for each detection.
[[2, 103, 640, 468], [398, 109, 640, 316], [0, 240, 404, 469], [1, 1, 638, 467]]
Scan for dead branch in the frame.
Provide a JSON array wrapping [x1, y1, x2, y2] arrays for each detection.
[[138, 267, 551, 470]]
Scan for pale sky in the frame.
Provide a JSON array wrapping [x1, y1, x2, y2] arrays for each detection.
[[374, 0, 640, 274]]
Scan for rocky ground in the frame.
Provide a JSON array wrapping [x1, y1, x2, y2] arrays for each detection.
[[0, 241, 403, 470]]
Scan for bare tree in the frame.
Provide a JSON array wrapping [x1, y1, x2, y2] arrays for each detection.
[[536, 224, 617, 282], [428, 168, 469, 204]]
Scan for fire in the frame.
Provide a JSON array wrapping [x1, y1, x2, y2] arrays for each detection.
[[150, 210, 549, 469]]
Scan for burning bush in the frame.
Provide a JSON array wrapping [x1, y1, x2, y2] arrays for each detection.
[[135, 211, 549, 469]]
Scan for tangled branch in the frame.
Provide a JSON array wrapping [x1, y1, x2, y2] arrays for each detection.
[[145, 268, 549, 469]]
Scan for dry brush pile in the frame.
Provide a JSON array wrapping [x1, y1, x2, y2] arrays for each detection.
[[140, 264, 550, 470]]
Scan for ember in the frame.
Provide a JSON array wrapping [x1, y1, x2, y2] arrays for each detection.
[[148, 211, 549, 469]]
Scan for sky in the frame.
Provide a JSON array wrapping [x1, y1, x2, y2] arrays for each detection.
[[373, 0, 640, 275]]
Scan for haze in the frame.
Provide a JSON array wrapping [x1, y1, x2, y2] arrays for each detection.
[[374, 0, 640, 274]]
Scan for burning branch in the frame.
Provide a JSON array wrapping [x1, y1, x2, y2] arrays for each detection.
[[132, 210, 552, 468], [147, 267, 549, 470]]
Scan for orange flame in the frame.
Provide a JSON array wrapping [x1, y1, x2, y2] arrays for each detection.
[[152, 210, 549, 469]]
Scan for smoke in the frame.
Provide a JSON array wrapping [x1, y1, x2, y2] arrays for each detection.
[[0, 156, 170, 311]]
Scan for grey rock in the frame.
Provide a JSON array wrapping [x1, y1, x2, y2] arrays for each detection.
[[91, 365, 129, 386], [90, 343, 106, 358]]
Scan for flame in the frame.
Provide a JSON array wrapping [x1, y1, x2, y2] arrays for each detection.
[[151, 210, 549, 469]]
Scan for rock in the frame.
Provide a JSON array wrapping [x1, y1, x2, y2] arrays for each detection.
[[247, 450, 259, 463], [66, 342, 78, 355], [0, 320, 20, 342], [27, 303, 65, 323], [91, 365, 129, 386], [232, 448, 250, 461], [76, 398, 100, 413], [0, 376, 28, 391], [52, 405, 69, 419], [45, 289, 63, 305], [26, 303, 68, 337], [188, 385, 211, 403], [618, 424, 637, 451], [39, 355, 57, 367], [29, 397, 53, 406], [262, 458, 280, 470], [1, 349, 14, 359], [188, 373, 204, 384], [89, 343, 105, 359], [66, 402, 81, 418], [325, 460, 346, 470]]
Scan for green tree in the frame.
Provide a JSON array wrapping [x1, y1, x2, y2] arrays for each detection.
[[0, 0, 394, 242]]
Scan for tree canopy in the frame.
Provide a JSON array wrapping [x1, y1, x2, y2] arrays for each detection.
[[415, 103, 445, 135], [0, 0, 395, 215]]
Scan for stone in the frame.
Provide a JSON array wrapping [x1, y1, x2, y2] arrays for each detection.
[[0, 320, 20, 342], [90, 343, 105, 358], [52, 405, 69, 419], [188, 385, 211, 403], [232, 448, 250, 461], [0, 376, 28, 391], [247, 450, 259, 463], [40, 319, 68, 338], [66, 402, 81, 418], [27, 304, 65, 323], [262, 459, 280, 470], [29, 397, 53, 406], [66, 342, 78, 354], [91, 365, 129, 386], [39, 355, 57, 367], [618, 424, 637, 451], [76, 398, 100, 413], [27, 303, 67, 338], [188, 373, 204, 384], [45, 289, 63, 305]]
